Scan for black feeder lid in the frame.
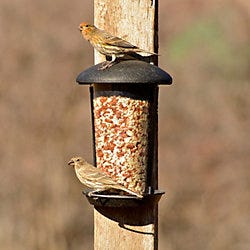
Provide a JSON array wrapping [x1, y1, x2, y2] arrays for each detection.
[[76, 60, 172, 85]]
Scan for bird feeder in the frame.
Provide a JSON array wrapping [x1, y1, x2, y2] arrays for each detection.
[[76, 60, 172, 207]]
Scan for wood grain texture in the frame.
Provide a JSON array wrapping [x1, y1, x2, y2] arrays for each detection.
[[93, 1, 159, 249], [94, 205, 158, 250], [94, 0, 158, 64]]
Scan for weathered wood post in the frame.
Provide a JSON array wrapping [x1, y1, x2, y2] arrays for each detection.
[[93, 3, 160, 248], [76, 0, 172, 249]]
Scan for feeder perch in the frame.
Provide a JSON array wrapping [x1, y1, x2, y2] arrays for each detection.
[[76, 60, 172, 207]]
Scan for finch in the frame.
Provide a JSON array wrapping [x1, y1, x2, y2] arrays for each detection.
[[68, 157, 143, 198], [78, 22, 157, 69]]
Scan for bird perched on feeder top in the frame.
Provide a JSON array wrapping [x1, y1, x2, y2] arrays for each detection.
[[68, 156, 143, 198], [78, 22, 157, 69]]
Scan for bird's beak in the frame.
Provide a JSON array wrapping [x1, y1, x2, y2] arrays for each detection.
[[68, 159, 74, 166], [78, 26, 82, 32]]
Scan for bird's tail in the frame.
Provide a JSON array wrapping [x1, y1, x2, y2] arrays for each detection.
[[119, 186, 143, 199], [136, 49, 159, 56]]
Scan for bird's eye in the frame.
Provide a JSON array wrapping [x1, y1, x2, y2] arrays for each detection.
[[76, 158, 80, 162]]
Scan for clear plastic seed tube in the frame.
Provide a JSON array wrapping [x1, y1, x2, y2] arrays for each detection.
[[93, 94, 149, 195]]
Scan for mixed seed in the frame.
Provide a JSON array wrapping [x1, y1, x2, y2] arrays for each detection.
[[93, 95, 149, 195]]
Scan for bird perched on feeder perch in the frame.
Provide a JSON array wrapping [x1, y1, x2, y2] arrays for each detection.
[[68, 157, 143, 198], [79, 22, 157, 69]]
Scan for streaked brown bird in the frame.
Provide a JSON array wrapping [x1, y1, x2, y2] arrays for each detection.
[[68, 157, 143, 198], [78, 22, 157, 69]]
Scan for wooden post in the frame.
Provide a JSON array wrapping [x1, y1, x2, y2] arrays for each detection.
[[94, 0, 158, 65], [93, 1, 159, 249]]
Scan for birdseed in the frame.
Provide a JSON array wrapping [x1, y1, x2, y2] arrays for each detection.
[[93, 95, 149, 195]]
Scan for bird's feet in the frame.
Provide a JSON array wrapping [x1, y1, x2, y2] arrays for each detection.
[[98, 60, 118, 70]]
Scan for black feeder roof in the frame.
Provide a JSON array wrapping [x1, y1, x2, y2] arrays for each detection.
[[76, 60, 172, 85]]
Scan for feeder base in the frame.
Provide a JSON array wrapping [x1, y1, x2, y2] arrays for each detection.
[[83, 189, 165, 207]]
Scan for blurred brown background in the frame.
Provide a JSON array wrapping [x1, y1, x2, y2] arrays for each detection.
[[0, 0, 249, 249]]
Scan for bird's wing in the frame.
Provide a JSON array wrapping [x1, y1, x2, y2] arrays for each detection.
[[107, 37, 138, 49], [105, 33, 157, 55], [77, 164, 119, 186], [76, 163, 142, 197], [101, 30, 138, 49]]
